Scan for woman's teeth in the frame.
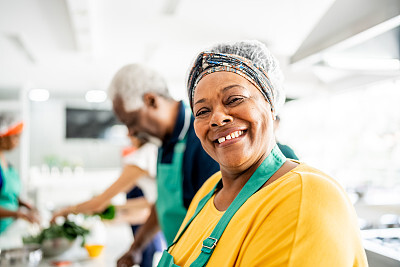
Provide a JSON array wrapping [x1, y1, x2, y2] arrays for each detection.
[[217, 130, 244, 144]]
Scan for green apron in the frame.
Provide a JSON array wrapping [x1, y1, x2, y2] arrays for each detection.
[[0, 164, 21, 233], [156, 105, 192, 245], [158, 145, 286, 267]]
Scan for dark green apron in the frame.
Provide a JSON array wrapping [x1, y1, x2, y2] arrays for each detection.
[[0, 164, 21, 233], [158, 145, 286, 266], [156, 105, 192, 245]]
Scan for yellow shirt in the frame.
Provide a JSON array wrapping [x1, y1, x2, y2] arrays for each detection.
[[169, 163, 368, 266]]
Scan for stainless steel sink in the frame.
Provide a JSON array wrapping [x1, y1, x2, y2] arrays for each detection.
[[362, 228, 400, 267], [0, 244, 42, 267]]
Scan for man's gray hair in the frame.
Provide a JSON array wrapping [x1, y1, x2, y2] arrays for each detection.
[[108, 64, 171, 111]]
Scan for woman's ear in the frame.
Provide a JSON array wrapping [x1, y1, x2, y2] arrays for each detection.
[[142, 93, 158, 108]]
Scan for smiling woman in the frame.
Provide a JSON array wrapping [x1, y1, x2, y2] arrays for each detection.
[[157, 40, 368, 267], [193, 72, 274, 171]]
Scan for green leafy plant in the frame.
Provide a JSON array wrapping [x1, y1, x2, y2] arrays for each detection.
[[94, 204, 116, 220], [23, 220, 90, 246]]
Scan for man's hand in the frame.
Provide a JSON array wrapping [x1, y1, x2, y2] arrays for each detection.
[[116, 205, 159, 267], [117, 248, 142, 267], [50, 206, 73, 224]]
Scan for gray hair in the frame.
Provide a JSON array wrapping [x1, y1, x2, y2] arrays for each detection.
[[108, 64, 171, 111], [209, 40, 285, 114]]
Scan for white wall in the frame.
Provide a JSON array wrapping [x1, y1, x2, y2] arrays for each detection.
[[29, 100, 123, 169], [278, 78, 400, 190]]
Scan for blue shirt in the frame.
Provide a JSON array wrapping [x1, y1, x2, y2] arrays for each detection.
[[159, 101, 220, 208], [0, 163, 7, 190]]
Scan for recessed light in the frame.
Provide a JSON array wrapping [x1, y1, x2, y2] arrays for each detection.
[[85, 90, 107, 103], [29, 89, 50, 101]]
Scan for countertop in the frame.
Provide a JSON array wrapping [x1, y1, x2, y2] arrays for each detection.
[[362, 228, 400, 267], [38, 222, 134, 267]]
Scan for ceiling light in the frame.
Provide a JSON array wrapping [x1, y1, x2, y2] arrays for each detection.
[[85, 90, 107, 103], [29, 89, 50, 101]]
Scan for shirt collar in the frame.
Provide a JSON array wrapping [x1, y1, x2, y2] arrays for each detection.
[[163, 101, 186, 147]]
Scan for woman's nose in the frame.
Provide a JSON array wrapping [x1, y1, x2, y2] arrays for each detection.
[[210, 109, 233, 127]]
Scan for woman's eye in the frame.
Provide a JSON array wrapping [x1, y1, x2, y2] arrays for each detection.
[[195, 109, 209, 117], [227, 96, 243, 105]]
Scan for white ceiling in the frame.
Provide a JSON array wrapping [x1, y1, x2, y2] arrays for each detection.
[[2, 0, 395, 102]]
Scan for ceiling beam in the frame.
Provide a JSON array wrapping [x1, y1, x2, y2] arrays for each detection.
[[290, 0, 400, 66], [65, 0, 94, 53]]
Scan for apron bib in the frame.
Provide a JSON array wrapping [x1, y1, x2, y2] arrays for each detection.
[[158, 145, 286, 267], [156, 105, 191, 245], [0, 164, 21, 233]]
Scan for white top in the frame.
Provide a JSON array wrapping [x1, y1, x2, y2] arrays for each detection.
[[122, 142, 158, 203]]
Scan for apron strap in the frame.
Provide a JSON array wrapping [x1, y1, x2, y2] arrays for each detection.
[[167, 180, 221, 250], [156, 102, 193, 245], [167, 145, 286, 267]]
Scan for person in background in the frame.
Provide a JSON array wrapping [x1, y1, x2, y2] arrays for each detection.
[[0, 113, 39, 234], [274, 115, 299, 160], [108, 64, 220, 267], [51, 134, 164, 267], [157, 40, 367, 266], [122, 135, 166, 267]]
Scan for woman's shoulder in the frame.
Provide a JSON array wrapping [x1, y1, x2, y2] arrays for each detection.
[[265, 162, 349, 207], [284, 163, 352, 212], [290, 163, 344, 191]]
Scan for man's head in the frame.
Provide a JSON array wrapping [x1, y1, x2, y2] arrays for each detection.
[[108, 64, 176, 143]]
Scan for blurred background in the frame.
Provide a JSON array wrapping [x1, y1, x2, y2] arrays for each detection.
[[0, 0, 399, 266]]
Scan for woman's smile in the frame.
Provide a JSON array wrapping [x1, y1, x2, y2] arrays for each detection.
[[214, 129, 246, 146]]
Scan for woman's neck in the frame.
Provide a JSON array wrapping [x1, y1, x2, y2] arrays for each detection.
[[219, 140, 276, 191], [215, 153, 268, 211]]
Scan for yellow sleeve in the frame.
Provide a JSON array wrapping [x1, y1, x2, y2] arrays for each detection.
[[238, 171, 368, 266], [288, 172, 367, 266]]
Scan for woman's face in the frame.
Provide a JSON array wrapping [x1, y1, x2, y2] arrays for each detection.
[[193, 72, 275, 171], [0, 134, 21, 151]]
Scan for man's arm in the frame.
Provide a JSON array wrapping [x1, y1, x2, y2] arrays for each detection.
[[51, 164, 148, 222], [116, 204, 160, 267]]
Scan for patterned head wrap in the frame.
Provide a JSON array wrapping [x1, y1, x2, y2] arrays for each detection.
[[187, 52, 276, 114]]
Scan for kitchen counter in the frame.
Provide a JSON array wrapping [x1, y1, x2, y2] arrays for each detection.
[[362, 228, 400, 267], [38, 222, 134, 267]]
